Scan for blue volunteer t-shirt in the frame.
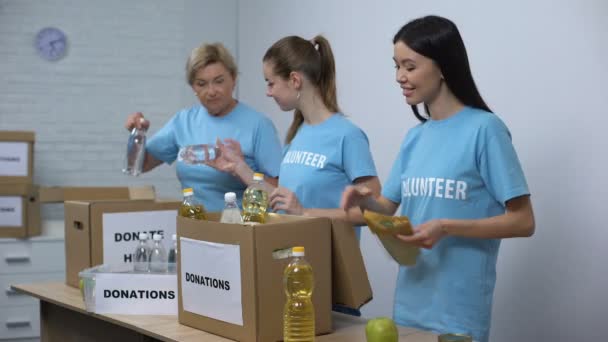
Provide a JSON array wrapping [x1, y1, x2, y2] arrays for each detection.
[[279, 114, 377, 218], [146, 102, 282, 211], [382, 107, 529, 342]]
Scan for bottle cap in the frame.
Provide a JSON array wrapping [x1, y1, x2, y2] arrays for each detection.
[[225, 192, 237, 202], [139, 232, 148, 240], [172, 234, 177, 241], [182, 188, 194, 196], [253, 173, 264, 181], [292, 246, 305, 256], [153, 233, 163, 241]]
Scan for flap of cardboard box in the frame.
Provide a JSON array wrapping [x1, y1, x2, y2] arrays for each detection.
[[0, 131, 35, 142], [39, 186, 156, 203]]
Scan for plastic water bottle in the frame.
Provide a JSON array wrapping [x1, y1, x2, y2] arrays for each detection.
[[242, 173, 269, 224], [179, 188, 207, 220], [168, 234, 178, 273], [133, 232, 150, 272], [149, 234, 167, 273], [178, 144, 221, 164], [123, 117, 147, 176], [283, 246, 315, 341], [220, 192, 243, 224]]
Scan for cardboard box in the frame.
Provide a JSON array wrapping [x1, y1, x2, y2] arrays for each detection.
[[0, 131, 35, 184], [64, 200, 180, 288], [177, 213, 332, 342], [39, 185, 156, 203], [330, 219, 373, 309], [0, 183, 40, 238]]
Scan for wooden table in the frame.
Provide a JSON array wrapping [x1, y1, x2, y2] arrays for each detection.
[[12, 282, 437, 342]]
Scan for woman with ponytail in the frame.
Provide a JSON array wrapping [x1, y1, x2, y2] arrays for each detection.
[[341, 16, 535, 341], [212, 35, 380, 226]]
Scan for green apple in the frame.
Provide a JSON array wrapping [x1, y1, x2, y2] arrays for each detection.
[[366, 317, 398, 342]]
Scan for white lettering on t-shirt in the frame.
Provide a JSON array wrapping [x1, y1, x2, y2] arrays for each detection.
[[456, 181, 467, 200], [435, 178, 444, 198], [282, 150, 327, 169], [401, 177, 467, 201]]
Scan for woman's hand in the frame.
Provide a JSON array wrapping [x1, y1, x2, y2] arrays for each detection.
[[269, 187, 304, 215], [205, 138, 244, 175], [397, 219, 447, 249], [125, 112, 150, 130], [340, 185, 373, 211]]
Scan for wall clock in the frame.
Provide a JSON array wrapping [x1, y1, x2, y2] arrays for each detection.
[[35, 27, 67, 61]]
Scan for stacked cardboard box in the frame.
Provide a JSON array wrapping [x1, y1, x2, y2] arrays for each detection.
[[0, 131, 39, 238]]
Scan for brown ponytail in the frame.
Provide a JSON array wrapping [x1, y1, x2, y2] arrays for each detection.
[[264, 35, 340, 144]]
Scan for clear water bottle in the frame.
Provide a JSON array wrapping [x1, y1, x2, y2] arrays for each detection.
[[123, 117, 147, 176], [149, 233, 167, 273], [220, 192, 243, 224], [133, 232, 150, 273], [178, 144, 221, 164], [283, 246, 315, 341], [242, 173, 269, 224], [168, 234, 178, 273]]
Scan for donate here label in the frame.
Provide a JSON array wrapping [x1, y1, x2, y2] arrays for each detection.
[[94, 272, 177, 315], [102, 210, 177, 265], [180, 237, 243, 326]]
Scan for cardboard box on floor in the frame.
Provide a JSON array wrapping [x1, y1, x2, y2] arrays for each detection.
[[0, 131, 35, 185], [0, 183, 40, 238], [177, 213, 333, 342], [64, 199, 180, 288]]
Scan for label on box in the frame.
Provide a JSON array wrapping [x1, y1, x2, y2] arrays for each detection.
[[0, 142, 29, 177], [94, 273, 177, 315], [180, 237, 243, 326], [0, 196, 23, 227], [102, 210, 177, 265]]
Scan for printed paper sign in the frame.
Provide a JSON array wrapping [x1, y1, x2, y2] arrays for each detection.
[[0, 142, 28, 177], [94, 272, 177, 315], [0, 196, 23, 227], [102, 210, 177, 265], [180, 237, 243, 326]]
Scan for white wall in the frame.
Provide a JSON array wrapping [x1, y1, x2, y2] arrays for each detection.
[[237, 0, 608, 341], [0, 0, 237, 218]]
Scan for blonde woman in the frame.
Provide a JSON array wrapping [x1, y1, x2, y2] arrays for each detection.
[[124, 42, 282, 210]]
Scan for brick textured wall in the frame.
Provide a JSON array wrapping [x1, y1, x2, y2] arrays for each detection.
[[0, 0, 237, 218]]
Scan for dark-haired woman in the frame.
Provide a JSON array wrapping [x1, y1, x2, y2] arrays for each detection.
[[341, 16, 535, 341]]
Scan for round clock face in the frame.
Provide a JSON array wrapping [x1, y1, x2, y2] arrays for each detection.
[[35, 27, 67, 61]]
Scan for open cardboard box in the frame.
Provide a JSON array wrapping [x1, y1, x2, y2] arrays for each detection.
[[177, 213, 373, 342], [64, 199, 180, 287]]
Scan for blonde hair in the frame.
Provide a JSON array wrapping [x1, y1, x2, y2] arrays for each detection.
[[263, 35, 340, 144], [186, 42, 238, 85]]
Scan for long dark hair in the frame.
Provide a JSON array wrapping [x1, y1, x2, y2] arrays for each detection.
[[393, 15, 491, 122], [263, 35, 339, 144]]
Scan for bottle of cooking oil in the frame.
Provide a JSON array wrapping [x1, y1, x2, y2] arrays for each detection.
[[242, 173, 268, 223], [283, 246, 315, 342], [179, 188, 207, 220]]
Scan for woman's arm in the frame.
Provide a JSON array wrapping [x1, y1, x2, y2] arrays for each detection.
[[270, 176, 383, 223], [141, 152, 163, 172], [398, 195, 535, 248], [340, 184, 400, 218]]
